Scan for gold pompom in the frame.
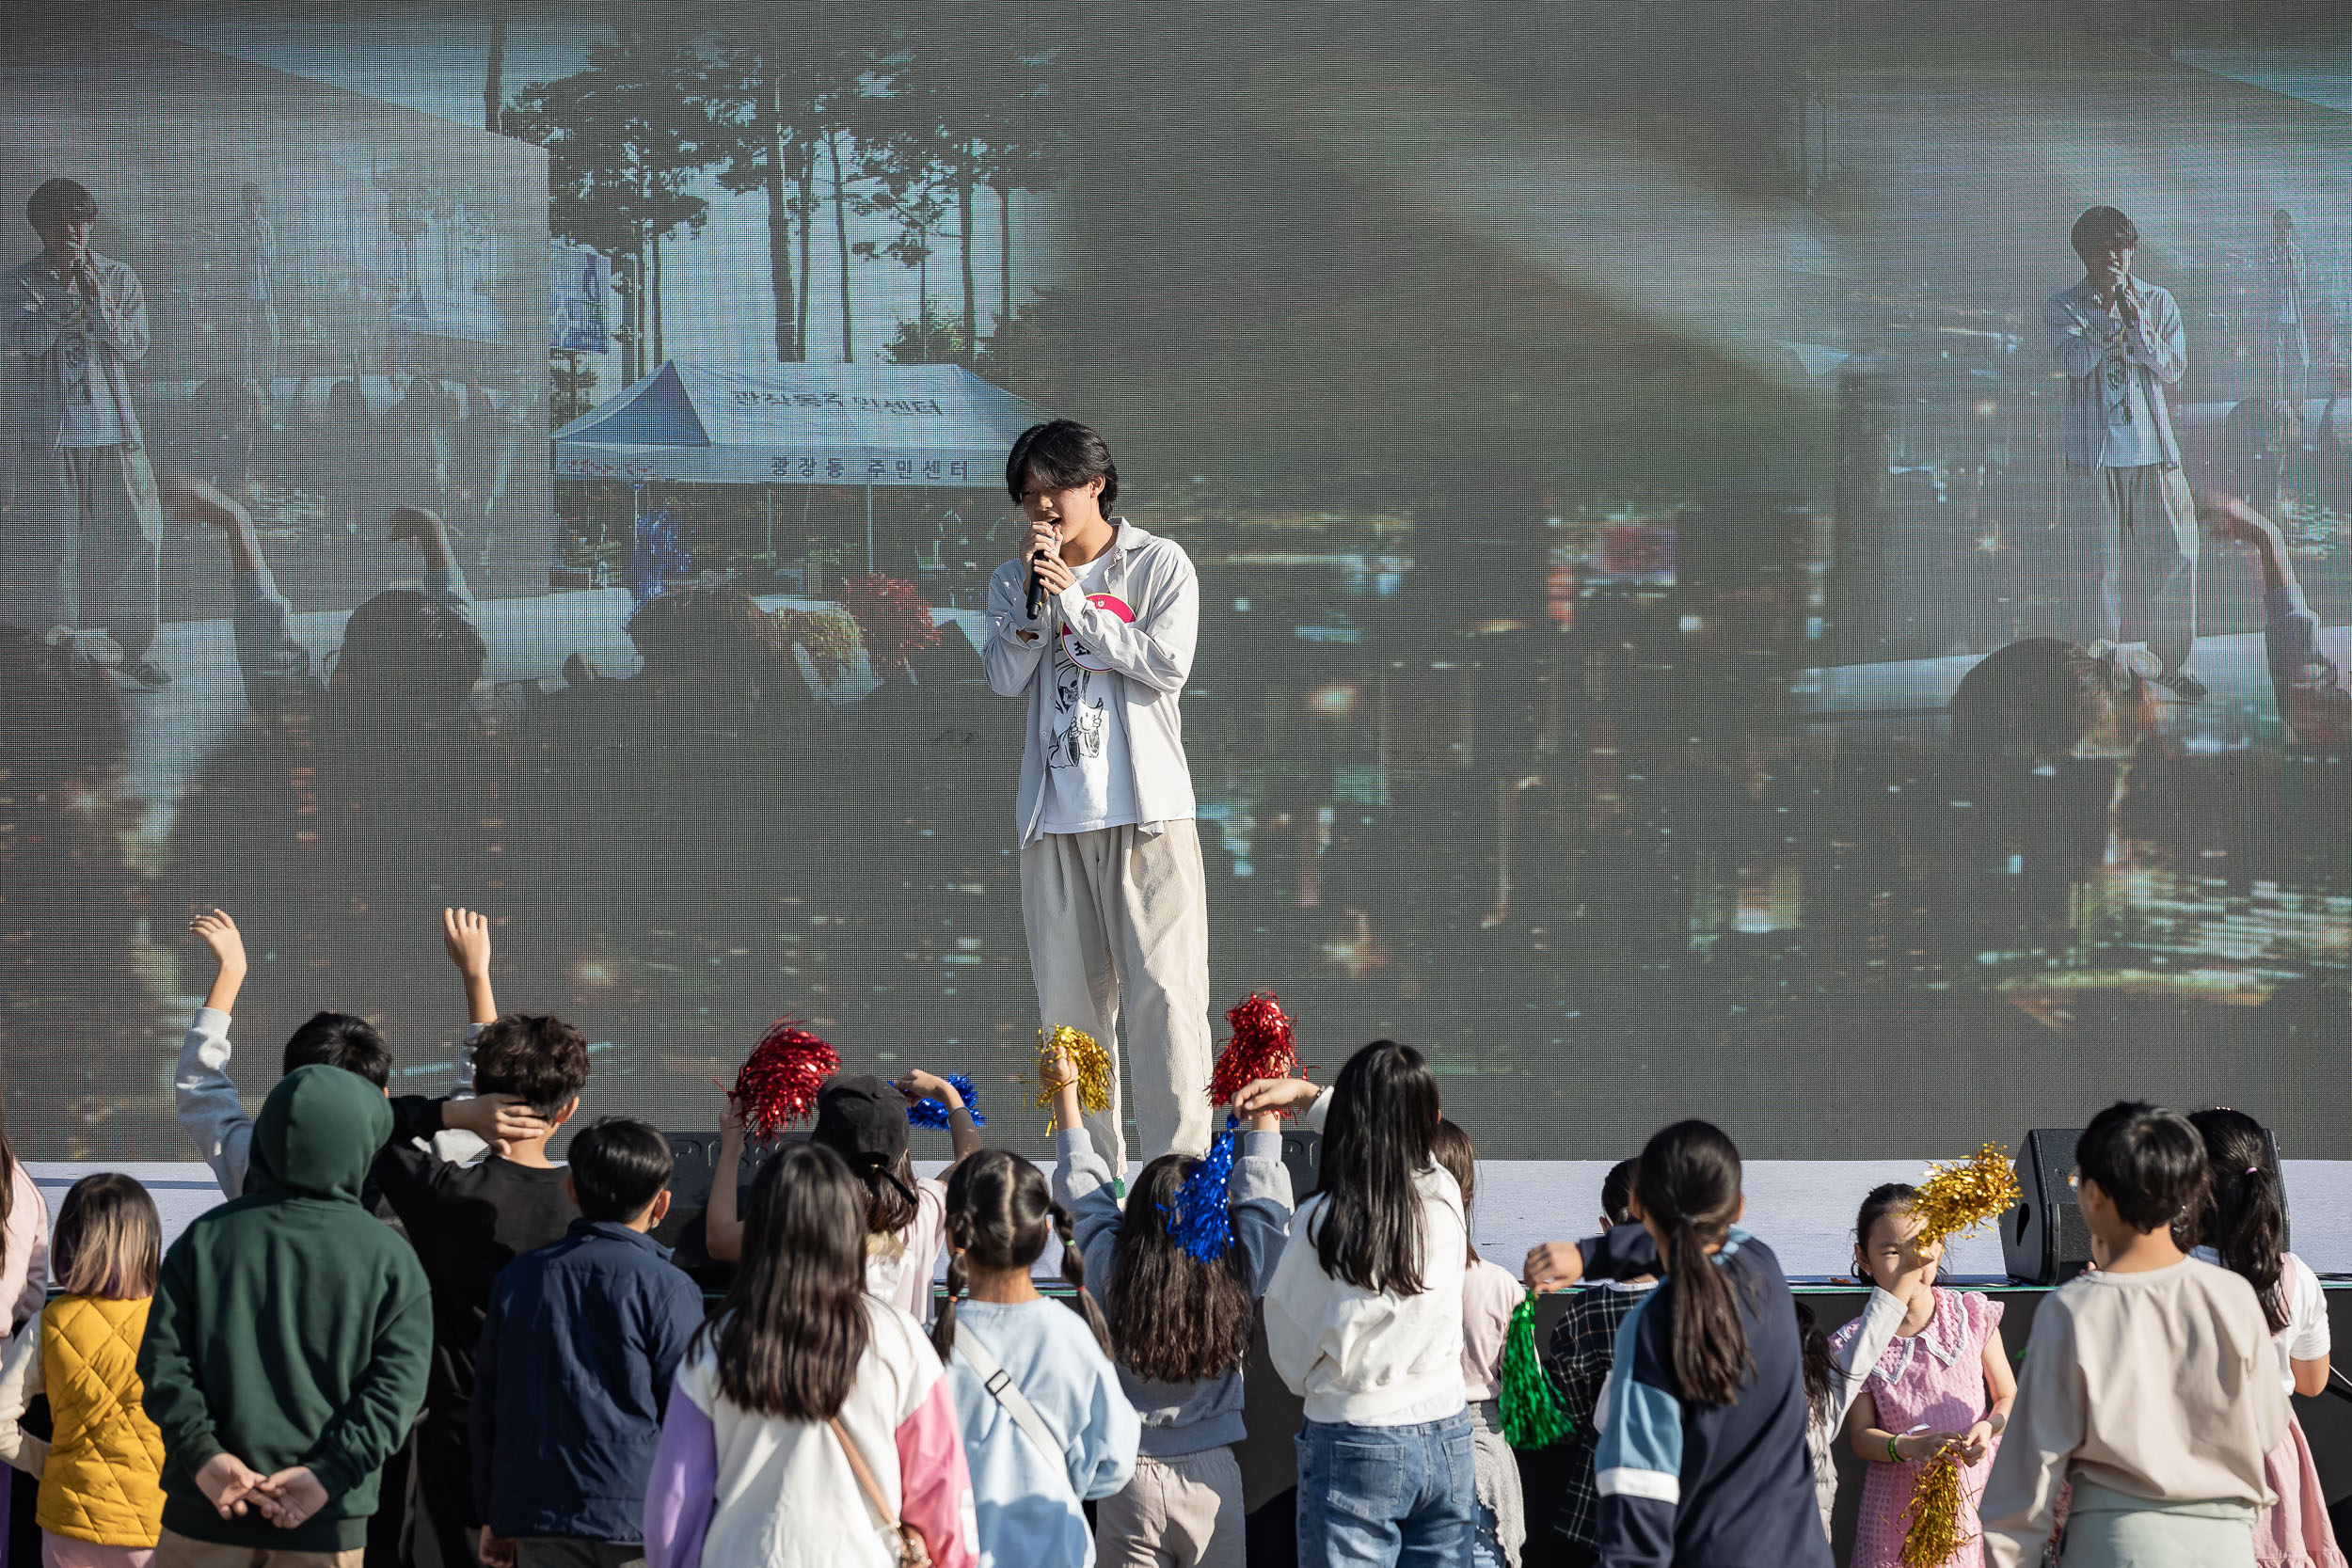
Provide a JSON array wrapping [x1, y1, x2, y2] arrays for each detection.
[[1033, 1025, 1113, 1125], [1898, 1444, 1976, 1568], [1911, 1142, 2024, 1247]]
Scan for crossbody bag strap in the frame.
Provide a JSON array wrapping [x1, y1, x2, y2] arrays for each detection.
[[831, 1416, 898, 1528], [952, 1334, 1076, 1500]]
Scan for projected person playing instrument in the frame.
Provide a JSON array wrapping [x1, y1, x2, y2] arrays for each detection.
[[982, 420, 1212, 1177], [2044, 206, 2206, 702]]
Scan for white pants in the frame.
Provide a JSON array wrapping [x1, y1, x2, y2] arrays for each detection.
[[1095, 1446, 1247, 1568], [3, 443, 163, 660], [1020, 819, 1215, 1175], [2076, 462, 2199, 678]]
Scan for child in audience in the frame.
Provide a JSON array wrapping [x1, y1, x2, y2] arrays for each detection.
[[2187, 1108, 2344, 1568], [137, 1065, 433, 1562], [374, 911, 593, 1568], [707, 1069, 982, 1323], [1837, 1182, 2016, 1568], [1519, 1120, 1830, 1567], [1792, 1233, 1916, 1544], [0, 1109, 46, 1555], [1240, 1041, 1473, 1568], [473, 1117, 707, 1568], [1048, 1039, 1292, 1568], [1430, 1119, 1527, 1568], [175, 908, 527, 1197], [1546, 1159, 1650, 1567], [1982, 1101, 2290, 1568], [643, 1141, 977, 1568], [932, 1148, 1139, 1568], [0, 1174, 164, 1567]]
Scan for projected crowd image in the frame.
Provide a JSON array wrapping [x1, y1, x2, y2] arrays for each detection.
[[0, 4, 2344, 1163]]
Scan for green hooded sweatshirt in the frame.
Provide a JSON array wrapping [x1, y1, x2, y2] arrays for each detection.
[[138, 1064, 433, 1552]]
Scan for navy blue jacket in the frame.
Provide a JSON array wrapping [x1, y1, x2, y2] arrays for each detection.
[[471, 1219, 707, 1542], [1579, 1224, 1831, 1568]]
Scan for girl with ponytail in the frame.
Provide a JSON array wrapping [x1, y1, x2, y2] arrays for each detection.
[[2189, 1108, 2344, 1568], [932, 1148, 1139, 1568], [1519, 1120, 1834, 1566]]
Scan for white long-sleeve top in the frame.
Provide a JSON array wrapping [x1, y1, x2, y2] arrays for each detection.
[[1804, 1285, 1907, 1537], [1263, 1088, 1469, 1425], [980, 517, 1200, 847], [1980, 1258, 2289, 1568]]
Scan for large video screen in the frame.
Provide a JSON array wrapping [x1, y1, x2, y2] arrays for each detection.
[[2, 5, 2344, 1162]]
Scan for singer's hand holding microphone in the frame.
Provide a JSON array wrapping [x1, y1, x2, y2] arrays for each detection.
[[1024, 517, 1073, 620]]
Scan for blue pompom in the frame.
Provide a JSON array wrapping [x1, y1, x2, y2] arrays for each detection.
[[627, 507, 691, 610], [908, 1073, 984, 1129], [1166, 1123, 1237, 1263]]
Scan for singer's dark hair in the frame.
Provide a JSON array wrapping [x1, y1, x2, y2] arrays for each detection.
[[2188, 1108, 2288, 1334], [26, 179, 97, 232], [1636, 1119, 1752, 1405], [2071, 205, 2139, 259], [1007, 420, 1119, 512], [1311, 1040, 1441, 1296]]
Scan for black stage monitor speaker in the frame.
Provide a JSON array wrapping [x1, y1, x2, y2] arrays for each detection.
[[2003, 1129, 2091, 1286], [2002, 1123, 2285, 1285]]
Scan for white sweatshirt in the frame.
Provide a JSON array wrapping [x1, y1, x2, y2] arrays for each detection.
[[1263, 1091, 1470, 1426]]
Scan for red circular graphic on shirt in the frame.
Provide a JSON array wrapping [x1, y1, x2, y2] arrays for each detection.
[[1059, 593, 1134, 672]]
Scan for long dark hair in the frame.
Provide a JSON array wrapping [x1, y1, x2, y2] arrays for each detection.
[[1429, 1118, 1481, 1266], [1103, 1153, 1255, 1385], [932, 1149, 1107, 1360], [2189, 1108, 2288, 1335], [1311, 1040, 1442, 1295], [1638, 1119, 1751, 1405], [1792, 1301, 1839, 1429], [694, 1141, 871, 1420]]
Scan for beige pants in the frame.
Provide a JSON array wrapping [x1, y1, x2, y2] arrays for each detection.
[[153, 1528, 362, 1568], [4, 443, 163, 660], [1020, 819, 1215, 1176], [2078, 462, 2199, 678], [1094, 1445, 1247, 1568]]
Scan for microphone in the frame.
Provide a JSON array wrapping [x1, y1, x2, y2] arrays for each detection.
[[1025, 549, 1046, 621]]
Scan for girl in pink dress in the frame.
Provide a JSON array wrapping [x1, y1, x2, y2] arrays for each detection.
[[1832, 1182, 2018, 1568]]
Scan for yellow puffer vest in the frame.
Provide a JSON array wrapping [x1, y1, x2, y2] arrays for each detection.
[[37, 1295, 165, 1545]]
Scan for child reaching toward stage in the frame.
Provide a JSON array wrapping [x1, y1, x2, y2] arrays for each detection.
[[1431, 1119, 1528, 1568], [2187, 1108, 2345, 1568], [642, 1141, 977, 1568], [707, 1068, 982, 1323], [1836, 1183, 2016, 1568], [0, 1174, 164, 1568], [1518, 1121, 1831, 1567], [1982, 1101, 2290, 1568], [1238, 1042, 1474, 1568], [1048, 1041, 1292, 1568], [931, 1148, 1140, 1568]]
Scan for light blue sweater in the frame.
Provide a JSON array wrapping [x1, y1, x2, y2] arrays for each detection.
[[945, 1297, 1140, 1568]]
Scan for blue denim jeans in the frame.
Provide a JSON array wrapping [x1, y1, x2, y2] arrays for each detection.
[[1295, 1410, 1476, 1568]]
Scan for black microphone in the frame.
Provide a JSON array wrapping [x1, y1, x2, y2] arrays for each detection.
[[1025, 548, 1047, 621]]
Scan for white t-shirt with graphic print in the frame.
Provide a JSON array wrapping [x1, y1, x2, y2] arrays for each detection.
[[1040, 551, 1141, 834]]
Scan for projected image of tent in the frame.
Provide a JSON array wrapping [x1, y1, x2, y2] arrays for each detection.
[[553, 361, 1056, 488]]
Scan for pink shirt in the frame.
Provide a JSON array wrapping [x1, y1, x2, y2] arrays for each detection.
[[1461, 1257, 1522, 1402]]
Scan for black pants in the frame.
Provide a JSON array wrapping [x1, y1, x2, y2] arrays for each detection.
[[405, 1409, 483, 1568]]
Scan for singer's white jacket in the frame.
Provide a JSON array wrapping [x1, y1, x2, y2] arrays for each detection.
[[982, 516, 1200, 847]]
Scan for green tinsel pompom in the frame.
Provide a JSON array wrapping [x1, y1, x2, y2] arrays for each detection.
[[1499, 1291, 1574, 1449]]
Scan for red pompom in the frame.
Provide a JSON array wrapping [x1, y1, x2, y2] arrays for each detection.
[[1209, 991, 1298, 1106], [840, 574, 943, 681], [731, 1020, 841, 1138]]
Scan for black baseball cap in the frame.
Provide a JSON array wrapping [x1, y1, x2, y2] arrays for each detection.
[[811, 1074, 909, 1171]]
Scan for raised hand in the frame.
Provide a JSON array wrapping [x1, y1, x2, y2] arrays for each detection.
[[1523, 1240, 1587, 1294], [441, 907, 497, 1025], [188, 909, 248, 1014], [444, 1092, 548, 1155], [1232, 1076, 1320, 1118]]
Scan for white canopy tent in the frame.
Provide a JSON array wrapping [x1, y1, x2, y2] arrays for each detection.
[[552, 360, 1057, 573]]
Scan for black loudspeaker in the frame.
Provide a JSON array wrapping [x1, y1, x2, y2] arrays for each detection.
[[1279, 1130, 1322, 1201], [2003, 1129, 2092, 1285], [2002, 1123, 2286, 1284]]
